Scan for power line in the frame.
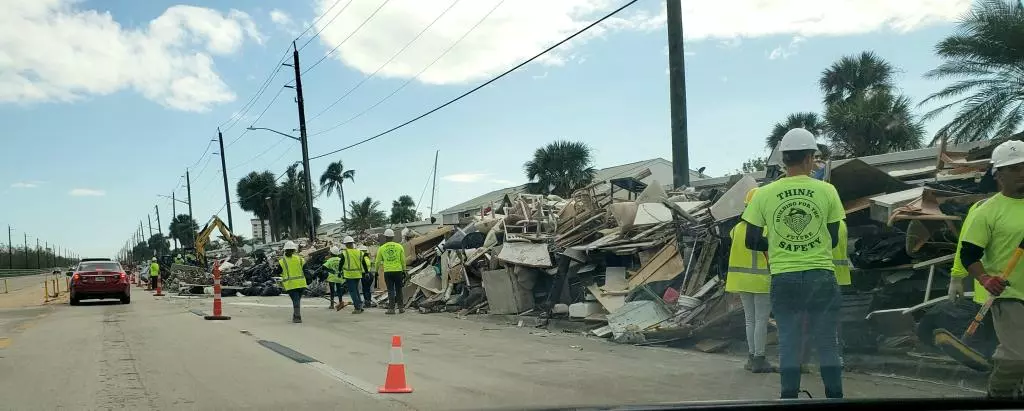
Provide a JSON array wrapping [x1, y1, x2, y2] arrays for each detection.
[[307, 0, 506, 138], [307, 0, 463, 123], [230, 137, 290, 171], [220, 47, 293, 133], [300, 0, 393, 76], [309, 0, 640, 160], [226, 86, 287, 148], [298, 0, 355, 50], [190, 139, 216, 169]]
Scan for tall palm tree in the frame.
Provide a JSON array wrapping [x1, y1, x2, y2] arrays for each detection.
[[346, 197, 387, 231], [920, 0, 1024, 144], [766, 112, 825, 150], [168, 214, 199, 247], [319, 160, 356, 222], [819, 51, 895, 106], [390, 195, 417, 224], [523, 140, 596, 197], [236, 170, 279, 240], [819, 52, 925, 156]]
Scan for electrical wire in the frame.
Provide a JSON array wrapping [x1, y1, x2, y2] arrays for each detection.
[[309, 0, 639, 160], [307, 0, 462, 123], [191, 154, 217, 183], [300, 0, 392, 76], [226, 86, 287, 148], [229, 137, 291, 171], [308, 0, 502, 138], [298, 0, 355, 50], [219, 47, 293, 133]]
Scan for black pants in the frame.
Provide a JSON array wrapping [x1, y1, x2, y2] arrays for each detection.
[[287, 289, 303, 316], [384, 271, 404, 309], [150, 276, 158, 290], [361, 274, 374, 305]]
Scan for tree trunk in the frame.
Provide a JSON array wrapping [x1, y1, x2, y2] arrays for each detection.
[[340, 183, 347, 226]]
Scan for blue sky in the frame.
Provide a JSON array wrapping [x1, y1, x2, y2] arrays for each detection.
[[0, 0, 973, 257]]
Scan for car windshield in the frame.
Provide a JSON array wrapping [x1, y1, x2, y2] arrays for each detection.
[[78, 262, 122, 272]]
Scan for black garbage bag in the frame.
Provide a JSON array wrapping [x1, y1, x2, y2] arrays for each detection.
[[261, 285, 282, 297], [917, 299, 997, 359], [241, 285, 264, 296], [850, 232, 912, 269]]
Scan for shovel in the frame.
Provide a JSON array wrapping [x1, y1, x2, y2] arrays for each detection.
[[933, 238, 1023, 372]]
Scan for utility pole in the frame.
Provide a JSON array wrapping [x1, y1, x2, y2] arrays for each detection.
[[290, 40, 317, 243], [36, 238, 40, 268], [171, 192, 178, 249], [186, 170, 195, 230], [666, 0, 690, 189], [155, 205, 163, 236], [23, 233, 27, 269], [217, 129, 235, 232], [430, 150, 439, 221], [148, 214, 153, 238], [265, 197, 276, 243], [7, 226, 12, 269]]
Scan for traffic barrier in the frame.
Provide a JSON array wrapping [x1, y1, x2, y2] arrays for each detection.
[[378, 335, 413, 393], [204, 262, 231, 320], [153, 276, 165, 297]]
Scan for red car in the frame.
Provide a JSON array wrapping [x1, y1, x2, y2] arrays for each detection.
[[70, 260, 131, 305]]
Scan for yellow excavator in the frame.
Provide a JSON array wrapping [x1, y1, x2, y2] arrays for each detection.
[[195, 215, 242, 266]]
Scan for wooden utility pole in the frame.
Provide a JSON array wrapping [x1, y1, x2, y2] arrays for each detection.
[[290, 40, 316, 243], [217, 129, 234, 232], [666, 0, 690, 189]]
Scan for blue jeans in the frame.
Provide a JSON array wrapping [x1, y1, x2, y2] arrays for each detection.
[[771, 269, 843, 399], [344, 278, 363, 309]]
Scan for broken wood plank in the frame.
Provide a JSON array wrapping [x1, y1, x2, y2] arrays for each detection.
[[626, 242, 684, 290], [694, 339, 730, 353], [586, 284, 625, 313]]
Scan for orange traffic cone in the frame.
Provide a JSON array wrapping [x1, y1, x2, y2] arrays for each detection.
[[378, 335, 413, 393]]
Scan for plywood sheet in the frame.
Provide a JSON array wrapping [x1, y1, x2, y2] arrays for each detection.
[[587, 284, 624, 313], [709, 175, 758, 221], [626, 242, 684, 290]]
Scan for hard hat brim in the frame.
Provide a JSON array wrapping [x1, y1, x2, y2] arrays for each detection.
[[995, 157, 1024, 169]]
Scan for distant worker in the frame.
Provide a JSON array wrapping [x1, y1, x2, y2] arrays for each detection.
[[275, 241, 308, 323], [359, 244, 376, 308], [742, 128, 846, 399], [148, 257, 160, 291], [323, 246, 346, 310], [174, 254, 184, 265], [376, 229, 407, 315], [725, 187, 774, 373], [958, 140, 1024, 399], [337, 236, 367, 314]]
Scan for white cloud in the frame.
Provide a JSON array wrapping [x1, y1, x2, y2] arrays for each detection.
[[311, 0, 967, 85], [769, 36, 806, 60], [10, 182, 38, 188], [442, 173, 488, 183], [0, 0, 263, 111], [270, 9, 293, 26], [69, 188, 106, 196]]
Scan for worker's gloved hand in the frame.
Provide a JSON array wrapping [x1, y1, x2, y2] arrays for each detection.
[[948, 278, 965, 301], [979, 275, 1009, 296]]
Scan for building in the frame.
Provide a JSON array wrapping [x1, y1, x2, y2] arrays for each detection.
[[250, 218, 271, 243], [438, 158, 709, 224]]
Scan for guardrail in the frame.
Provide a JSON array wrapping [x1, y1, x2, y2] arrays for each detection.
[[0, 268, 63, 278]]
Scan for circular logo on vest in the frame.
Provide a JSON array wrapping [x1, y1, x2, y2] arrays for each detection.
[[772, 197, 823, 247]]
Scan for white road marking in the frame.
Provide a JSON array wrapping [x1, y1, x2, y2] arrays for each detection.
[[306, 361, 384, 398]]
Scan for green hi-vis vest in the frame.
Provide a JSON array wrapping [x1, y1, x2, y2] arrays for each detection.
[[725, 221, 770, 294]]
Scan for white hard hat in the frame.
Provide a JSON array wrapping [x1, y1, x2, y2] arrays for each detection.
[[778, 128, 818, 152], [283, 241, 298, 251], [991, 140, 1024, 169], [343, 236, 355, 243], [383, 229, 395, 237], [358, 245, 368, 251], [151, 258, 156, 262], [330, 246, 341, 255]]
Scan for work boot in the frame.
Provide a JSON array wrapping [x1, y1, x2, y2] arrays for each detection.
[[751, 356, 777, 373], [292, 315, 302, 323], [353, 308, 364, 314], [744, 354, 754, 371], [398, 308, 405, 314], [329, 302, 335, 310], [386, 308, 396, 315]]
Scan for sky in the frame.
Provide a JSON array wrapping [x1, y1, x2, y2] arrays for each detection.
[[0, 0, 976, 257]]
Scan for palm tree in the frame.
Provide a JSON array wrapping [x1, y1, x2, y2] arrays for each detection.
[[346, 197, 387, 231], [819, 52, 925, 157], [766, 112, 825, 150], [390, 195, 417, 224], [236, 171, 278, 240], [168, 214, 199, 247], [920, 0, 1024, 144], [319, 160, 355, 222], [523, 141, 596, 197], [819, 51, 895, 106], [824, 92, 925, 156], [147, 234, 170, 256]]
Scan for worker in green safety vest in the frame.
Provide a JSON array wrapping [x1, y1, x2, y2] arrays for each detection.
[[323, 246, 346, 310], [336, 236, 367, 314], [275, 241, 308, 323]]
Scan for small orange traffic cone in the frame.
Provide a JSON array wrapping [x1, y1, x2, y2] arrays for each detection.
[[153, 276, 165, 297], [378, 335, 413, 393]]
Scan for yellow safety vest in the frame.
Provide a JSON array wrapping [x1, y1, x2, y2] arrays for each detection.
[[278, 255, 308, 291], [725, 222, 770, 293], [342, 249, 364, 279], [323, 256, 343, 283], [149, 263, 160, 277], [833, 220, 851, 286], [376, 242, 406, 273], [952, 200, 990, 304]]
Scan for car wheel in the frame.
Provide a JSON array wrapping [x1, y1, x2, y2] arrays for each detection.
[[120, 294, 131, 305], [70, 297, 79, 306]]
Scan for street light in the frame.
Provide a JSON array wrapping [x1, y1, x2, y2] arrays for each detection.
[[247, 126, 316, 244]]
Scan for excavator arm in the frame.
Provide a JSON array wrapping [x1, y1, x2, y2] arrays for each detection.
[[195, 216, 240, 266]]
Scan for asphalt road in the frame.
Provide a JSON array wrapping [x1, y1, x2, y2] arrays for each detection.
[[0, 282, 984, 410]]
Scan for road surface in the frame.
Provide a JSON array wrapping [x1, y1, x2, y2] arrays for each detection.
[[0, 281, 982, 410]]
